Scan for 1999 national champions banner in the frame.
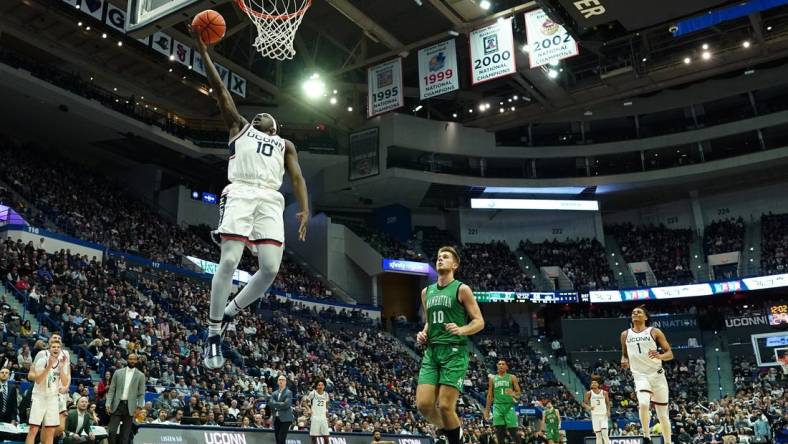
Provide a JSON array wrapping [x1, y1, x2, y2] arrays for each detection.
[[417, 40, 459, 100]]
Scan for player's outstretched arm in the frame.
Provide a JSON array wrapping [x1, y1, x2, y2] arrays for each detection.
[[620, 330, 629, 368], [604, 391, 611, 418], [188, 25, 245, 135], [449, 284, 484, 336], [583, 391, 591, 412], [651, 328, 674, 361], [284, 140, 310, 241]]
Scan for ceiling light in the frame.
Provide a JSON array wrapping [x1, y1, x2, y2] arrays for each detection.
[[767, 26, 772, 31], [77, 22, 82, 27], [547, 69, 558, 79], [347, 106, 353, 112], [302, 73, 326, 99], [500, 108, 505, 113], [479, 0, 491, 10], [413, 105, 423, 112], [744, 69, 755, 75], [117, 41, 123, 47], [702, 51, 711, 60], [513, 95, 518, 100], [85, 26, 91, 30], [683, 57, 691, 64], [478, 103, 486, 112], [89, 77, 93, 81], [208, 88, 213, 93], [468, 109, 473, 113], [510, 106, 515, 111], [448, 30, 459, 37], [169, 55, 175, 61], [168, 68, 173, 72], [102, 33, 107, 39], [702, 43, 709, 50], [113, 87, 117, 91], [452, 113, 458, 118], [642, 57, 647, 62], [333, 89, 338, 94], [329, 97, 337, 105], [742, 40, 751, 48], [623, 101, 633, 106]]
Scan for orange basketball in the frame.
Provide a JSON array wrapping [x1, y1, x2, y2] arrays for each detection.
[[192, 10, 226, 45]]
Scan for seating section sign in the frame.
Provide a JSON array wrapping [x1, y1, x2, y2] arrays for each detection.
[[469, 17, 516, 85], [417, 39, 459, 100]]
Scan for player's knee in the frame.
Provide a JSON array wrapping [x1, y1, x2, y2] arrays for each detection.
[[258, 258, 280, 278], [436, 399, 455, 416], [416, 398, 434, 416]]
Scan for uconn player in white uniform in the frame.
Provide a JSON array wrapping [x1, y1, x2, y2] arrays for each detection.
[[583, 375, 610, 444], [304, 380, 330, 444], [191, 27, 310, 369], [620, 306, 674, 444], [27, 338, 70, 444]]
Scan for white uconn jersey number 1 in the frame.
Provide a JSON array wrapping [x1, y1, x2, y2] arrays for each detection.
[[228, 124, 286, 190]]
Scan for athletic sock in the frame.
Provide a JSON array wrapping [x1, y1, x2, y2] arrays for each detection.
[[207, 318, 222, 337], [445, 427, 461, 444]]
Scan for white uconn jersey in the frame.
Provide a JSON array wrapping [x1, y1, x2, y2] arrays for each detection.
[[625, 327, 662, 375], [309, 390, 329, 419], [32, 350, 65, 396], [228, 124, 286, 189], [589, 390, 607, 417]]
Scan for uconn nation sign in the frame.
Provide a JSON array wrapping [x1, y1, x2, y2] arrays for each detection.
[[135, 425, 432, 444]]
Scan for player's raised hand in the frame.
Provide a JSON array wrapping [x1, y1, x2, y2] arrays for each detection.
[[483, 409, 490, 421], [620, 357, 629, 369], [445, 323, 462, 335], [187, 24, 208, 54], [296, 210, 309, 241]]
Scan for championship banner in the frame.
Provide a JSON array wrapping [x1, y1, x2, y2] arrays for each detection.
[[171, 39, 192, 67], [469, 17, 516, 85], [417, 39, 459, 100], [348, 127, 380, 181], [105, 3, 126, 33], [367, 58, 404, 117], [524, 8, 579, 68]]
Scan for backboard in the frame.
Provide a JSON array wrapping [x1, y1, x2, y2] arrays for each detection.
[[126, 0, 219, 37], [751, 331, 788, 367]]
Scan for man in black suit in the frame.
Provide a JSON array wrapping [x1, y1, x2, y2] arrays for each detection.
[[0, 367, 18, 424], [269, 375, 294, 444]]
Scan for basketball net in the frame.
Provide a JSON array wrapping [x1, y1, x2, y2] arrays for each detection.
[[234, 0, 311, 60]]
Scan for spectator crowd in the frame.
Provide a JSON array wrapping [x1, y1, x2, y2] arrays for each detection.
[[520, 238, 615, 292], [608, 223, 694, 286]]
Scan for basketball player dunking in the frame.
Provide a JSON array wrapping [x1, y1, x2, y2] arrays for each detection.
[[484, 359, 522, 444], [416, 246, 485, 444], [304, 379, 330, 444], [621, 306, 674, 444], [189, 27, 310, 369], [583, 375, 610, 444]]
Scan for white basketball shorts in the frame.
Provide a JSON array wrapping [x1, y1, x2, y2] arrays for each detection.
[[633, 370, 669, 404], [309, 416, 330, 436], [29, 393, 60, 427], [58, 393, 68, 413], [217, 182, 285, 244], [592, 415, 609, 432]]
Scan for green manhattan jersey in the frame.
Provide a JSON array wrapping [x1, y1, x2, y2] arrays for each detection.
[[493, 373, 515, 405], [544, 409, 559, 429], [425, 280, 468, 346]]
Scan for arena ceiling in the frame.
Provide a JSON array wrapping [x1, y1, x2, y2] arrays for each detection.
[[5, 0, 788, 134]]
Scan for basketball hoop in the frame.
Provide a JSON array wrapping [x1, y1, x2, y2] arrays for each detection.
[[234, 0, 312, 60]]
